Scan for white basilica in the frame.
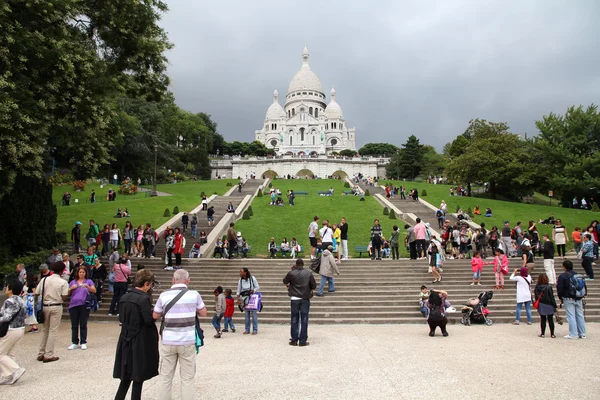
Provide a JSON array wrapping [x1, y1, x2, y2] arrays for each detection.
[[254, 47, 357, 155]]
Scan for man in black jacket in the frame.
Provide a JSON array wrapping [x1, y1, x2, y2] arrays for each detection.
[[283, 259, 316, 347]]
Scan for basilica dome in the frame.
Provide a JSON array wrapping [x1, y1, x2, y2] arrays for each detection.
[[324, 87, 344, 119], [265, 90, 285, 120], [287, 47, 324, 95]]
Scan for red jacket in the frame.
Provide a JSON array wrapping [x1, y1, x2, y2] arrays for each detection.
[[224, 296, 235, 317], [174, 233, 184, 254]]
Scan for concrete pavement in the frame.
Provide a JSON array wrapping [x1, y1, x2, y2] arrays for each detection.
[[3, 321, 600, 399]]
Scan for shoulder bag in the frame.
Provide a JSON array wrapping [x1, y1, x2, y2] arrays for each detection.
[[533, 289, 544, 309], [159, 288, 188, 336], [36, 277, 47, 324], [117, 264, 133, 285]]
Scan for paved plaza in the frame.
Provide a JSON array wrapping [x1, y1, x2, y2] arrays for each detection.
[[3, 321, 600, 399]]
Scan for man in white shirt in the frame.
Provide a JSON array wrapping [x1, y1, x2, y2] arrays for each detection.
[[153, 270, 207, 400], [308, 216, 319, 260], [319, 220, 333, 251]]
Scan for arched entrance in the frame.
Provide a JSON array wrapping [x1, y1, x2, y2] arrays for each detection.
[[262, 170, 279, 179], [331, 170, 348, 179], [296, 168, 315, 178]]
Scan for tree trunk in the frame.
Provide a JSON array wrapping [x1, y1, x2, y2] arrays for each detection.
[[467, 182, 472, 197], [489, 181, 497, 199]]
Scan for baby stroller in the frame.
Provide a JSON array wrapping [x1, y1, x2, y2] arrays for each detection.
[[460, 291, 494, 326]]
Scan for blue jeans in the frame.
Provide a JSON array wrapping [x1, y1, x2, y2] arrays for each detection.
[[290, 299, 310, 344], [317, 276, 335, 295], [420, 302, 429, 318], [515, 301, 532, 323], [245, 310, 258, 333], [223, 316, 235, 331], [211, 313, 223, 333], [564, 298, 586, 337], [191, 225, 197, 238]]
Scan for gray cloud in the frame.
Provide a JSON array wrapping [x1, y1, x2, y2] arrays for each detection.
[[159, 0, 600, 150]]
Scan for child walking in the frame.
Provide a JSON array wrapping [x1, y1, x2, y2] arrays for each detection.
[[212, 286, 226, 338], [470, 251, 490, 286], [493, 248, 509, 289], [222, 288, 236, 333]]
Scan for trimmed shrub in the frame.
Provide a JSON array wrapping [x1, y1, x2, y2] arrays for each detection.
[[226, 182, 232, 187], [163, 208, 171, 217], [268, 183, 273, 188], [467, 207, 473, 217], [383, 207, 389, 215], [456, 205, 461, 213], [593, 202, 600, 212], [344, 181, 350, 188], [242, 210, 250, 220], [257, 190, 263, 197], [200, 191, 206, 197], [173, 206, 179, 214], [389, 209, 397, 219], [248, 206, 254, 216], [421, 189, 427, 197], [365, 190, 371, 196]]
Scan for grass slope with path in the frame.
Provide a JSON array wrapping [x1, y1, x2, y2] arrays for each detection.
[[54, 180, 236, 237], [384, 180, 595, 249], [233, 179, 401, 258]]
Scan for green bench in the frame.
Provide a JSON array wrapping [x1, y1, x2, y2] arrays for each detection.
[[294, 191, 309, 195], [343, 190, 353, 195], [317, 191, 333, 196], [354, 245, 369, 258]]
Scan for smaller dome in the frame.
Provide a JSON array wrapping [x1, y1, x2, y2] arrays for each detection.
[[265, 89, 286, 120], [325, 87, 344, 119]]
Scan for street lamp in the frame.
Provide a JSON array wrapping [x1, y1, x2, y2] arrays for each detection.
[[152, 144, 158, 197], [396, 149, 400, 180]]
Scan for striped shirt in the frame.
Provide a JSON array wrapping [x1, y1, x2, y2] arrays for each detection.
[[154, 284, 206, 346]]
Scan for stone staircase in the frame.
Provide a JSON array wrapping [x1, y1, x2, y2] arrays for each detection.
[[85, 257, 600, 325], [152, 179, 263, 258]]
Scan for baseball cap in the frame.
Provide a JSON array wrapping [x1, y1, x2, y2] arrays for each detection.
[[76, 221, 81, 225]]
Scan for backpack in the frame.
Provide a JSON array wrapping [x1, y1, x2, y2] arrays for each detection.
[[310, 257, 321, 274], [510, 229, 518, 240], [436, 210, 443, 217], [568, 273, 587, 298], [85, 291, 99, 312]]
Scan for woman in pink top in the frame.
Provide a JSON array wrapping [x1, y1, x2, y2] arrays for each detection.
[[470, 251, 490, 286], [135, 225, 144, 258], [493, 248, 509, 290], [109, 257, 131, 316]]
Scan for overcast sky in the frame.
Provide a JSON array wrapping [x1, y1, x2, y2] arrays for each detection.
[[159, 0, 600, 151]]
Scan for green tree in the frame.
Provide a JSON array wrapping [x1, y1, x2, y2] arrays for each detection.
[[339, 149, 358, 157], [358, 143, 399, 157], [420, 146, 446, 178], [535, 105, 600, 204]]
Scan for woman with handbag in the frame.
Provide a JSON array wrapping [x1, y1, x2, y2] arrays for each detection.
[[534, 273, 558, 338], [236, 268, 260, 335], [510, 267, 533, 325], [0, 280, 27, 385], [109, 258, 131, 316], [67, 266, 96, 350]]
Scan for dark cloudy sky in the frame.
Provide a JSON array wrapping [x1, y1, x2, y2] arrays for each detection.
[[159, 0, 600, 150]]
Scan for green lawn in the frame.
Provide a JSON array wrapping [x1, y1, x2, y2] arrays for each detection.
[[234, 179, 400, 258], [383, 180, 594, 249], [54, 180, 236, 237]]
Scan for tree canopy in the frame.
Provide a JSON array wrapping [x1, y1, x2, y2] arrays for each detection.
[[358, 143, 399, 157]]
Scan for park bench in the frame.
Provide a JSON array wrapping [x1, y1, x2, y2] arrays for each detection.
[[343, 190, 353, 195], [294, 191, 309, 195], [317, 191, 333, 196], [277, 245, 304, 257], [354, 245, 369, 258]]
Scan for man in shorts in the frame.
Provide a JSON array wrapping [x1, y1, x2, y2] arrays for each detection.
[[308, 216, 319, 260]]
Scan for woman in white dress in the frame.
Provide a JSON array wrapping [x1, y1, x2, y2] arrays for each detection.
[[552, 219, 568, 258]]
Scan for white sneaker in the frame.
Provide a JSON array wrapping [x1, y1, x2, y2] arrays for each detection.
[[68, 344, 78, 350], [80, 344, 88, 350], [469, 283, 475, 286], [579, 335, 587, 339], [164, 266, 173, 271], [563, 335, 579, 340], [8, 368, 26, 385]]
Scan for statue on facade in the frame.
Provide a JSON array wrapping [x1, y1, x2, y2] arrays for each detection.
[[280, 131, 284, 143]]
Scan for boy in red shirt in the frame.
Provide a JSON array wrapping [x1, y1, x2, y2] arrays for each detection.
[[222, 288, 236, 333]]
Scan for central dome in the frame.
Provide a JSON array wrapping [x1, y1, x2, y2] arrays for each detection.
[[287, 47, 324, 95]]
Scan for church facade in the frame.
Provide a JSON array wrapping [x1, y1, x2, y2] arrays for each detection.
[[254, 47, 357, 155]]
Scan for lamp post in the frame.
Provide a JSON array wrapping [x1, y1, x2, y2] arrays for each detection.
[[152, 144, 158, 197], [396, 149, 400, 180]]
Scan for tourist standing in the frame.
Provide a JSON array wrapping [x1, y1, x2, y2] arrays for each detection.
[[123, 221, 135, 256], [173, 228, 184, 268], [315, 245, 339, 296], [501, 221, 511, 255], [71, 221, 82, 254], [370, 219, 383, 260], [113, 269, 158, 400], [308, 216, 319, 260], [190, 214, 198, 239], [319, 220, 333, 250], [227, 223, 236, 259], [390, 225, 400, 260], [153, 270, 207, 400], [552, 219, 568, 258], [283, 258, 316, 346], [413, 218, 427, 260], [557, 260, 587, 339], [580, 233, 595, 280], [110, 223, 122, 250], [181, 212, 189, 234], [405, 224, 417, 260], [143, 223, 155, 258], [339, 217, 349, 260], [87, 220, 100, 247], [236, 268, 260, 335], [35, 262, 69, 363], [109, 257, 131, 316], [0, 280, 27, 385], [542, 234, 556, 284], [492, 248, 508, 290], [510, 267, 533, 326], [534, 273, 558, 338], [67, 266, 96, 350]]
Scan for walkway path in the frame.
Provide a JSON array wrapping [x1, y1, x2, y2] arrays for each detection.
[[4, 322, 599, 399]]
